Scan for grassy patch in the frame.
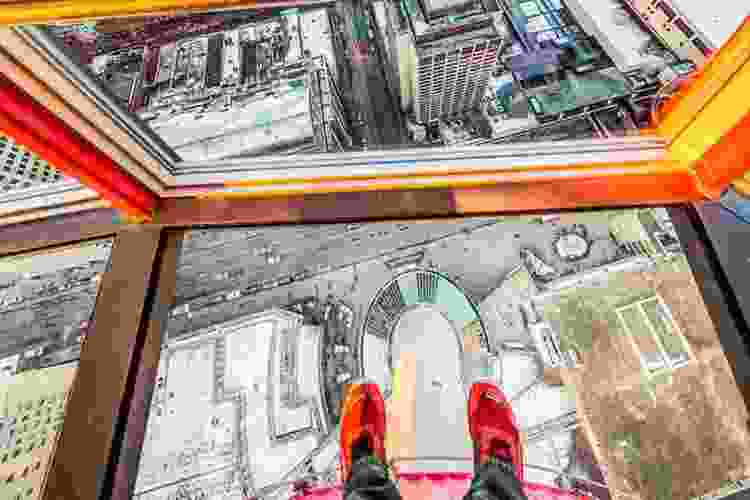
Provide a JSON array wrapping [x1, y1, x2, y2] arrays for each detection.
[[608, 430, 673, 500], [541, 271, 662, 355]]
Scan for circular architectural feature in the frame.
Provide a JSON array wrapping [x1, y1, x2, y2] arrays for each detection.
[[554, 233, 589, 260], [360, 269, 488, 398], [553, 225, 591, 261]]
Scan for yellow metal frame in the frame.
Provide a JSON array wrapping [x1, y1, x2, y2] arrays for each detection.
[[659, 16, 750, 195], [659, 17, 750, 150], [734, 177, 750, 197]]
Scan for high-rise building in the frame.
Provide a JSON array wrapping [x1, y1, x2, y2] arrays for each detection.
[[153, 55, 352, 161], [73, 9, 352, 160], [0, 136, 66, 194], [399, 0, 508, 124]]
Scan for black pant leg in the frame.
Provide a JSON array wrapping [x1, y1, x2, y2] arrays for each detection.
[[343, 458, 403, 500], [462, 462, 529, 500]]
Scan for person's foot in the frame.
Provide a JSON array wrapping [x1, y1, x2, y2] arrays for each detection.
[[467, 380, 524, 481], [340, 377, 387, 482]]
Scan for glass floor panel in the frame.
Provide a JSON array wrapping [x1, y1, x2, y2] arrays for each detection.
[[132, 208, 750, 500], [0, 239, 113, 500]]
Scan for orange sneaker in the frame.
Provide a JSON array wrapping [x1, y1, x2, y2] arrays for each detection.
[[467, 380, 524, 481], [339, 378, 387, 482]]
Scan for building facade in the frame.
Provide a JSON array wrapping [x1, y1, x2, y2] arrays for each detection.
[[400, 0, 507, 123], [135, 309, 327, 500], [79, 9, 352, 161]]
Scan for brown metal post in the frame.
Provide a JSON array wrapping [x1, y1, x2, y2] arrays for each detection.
[[0, 208, 120, 256], [40, 225, 164, 500], [110, 230, 183, 500]]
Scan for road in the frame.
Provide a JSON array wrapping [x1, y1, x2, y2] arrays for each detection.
[[338, 0, 408, 148], [0, 286, 97, 360]]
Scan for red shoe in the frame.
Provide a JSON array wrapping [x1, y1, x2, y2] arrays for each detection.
[[340, 377, 387, 482], [467, 380, 524, 481]]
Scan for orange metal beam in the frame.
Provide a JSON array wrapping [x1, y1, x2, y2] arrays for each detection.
[[733, 177, 750, 197], [155, 166, 703, 226], [0, 112, 140, 217], [657, 16, 750, 146], [0, 33, 167, 193], [693, 105, 750, 197], [0, 75, 156, 220], [658, 16, 750, 196]]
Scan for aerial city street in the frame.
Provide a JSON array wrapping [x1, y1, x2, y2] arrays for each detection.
[[132, 209, 749, 500], [49, 0, 706, 161], [0, 239, 113, 500]]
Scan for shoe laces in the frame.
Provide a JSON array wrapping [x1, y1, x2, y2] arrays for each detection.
[[489, 439, 513, 463]]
